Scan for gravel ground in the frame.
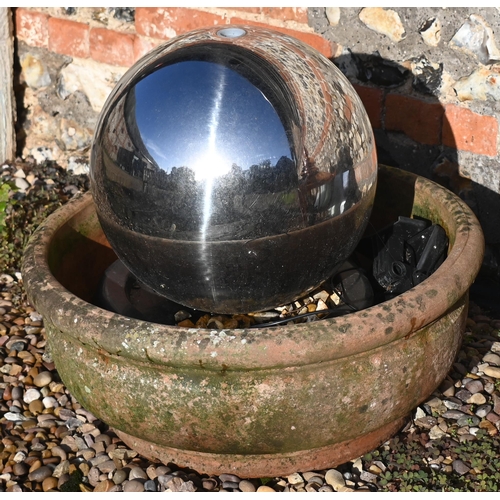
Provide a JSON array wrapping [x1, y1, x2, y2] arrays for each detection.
[[1, 159, 500, 492]]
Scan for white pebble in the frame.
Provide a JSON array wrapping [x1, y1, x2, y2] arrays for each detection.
[[313, 290, 329, 302], [491, 342, 500, 354], [15, 177, 29, 192], [23, 388, 41, 404], [287, 473, 303, 485], [13, 451, 26, 463], [325, 469, 345, 491], [43, 396, 58, 409], [415, 406, 426, 419], [4, 412, 28, 421]]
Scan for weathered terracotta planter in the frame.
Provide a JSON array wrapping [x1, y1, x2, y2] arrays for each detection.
[[22, 166, 484, 477]]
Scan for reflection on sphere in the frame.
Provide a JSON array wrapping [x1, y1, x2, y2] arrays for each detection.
[[90, 26, 378, 314]]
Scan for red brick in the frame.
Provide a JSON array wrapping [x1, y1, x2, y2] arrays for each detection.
[[261, 7, 309, 24], [15, 8, 49, 48], [230, 7, 309, 24], [385, 94, 444, 145], [229, 7, 262, 15], [443, 104, 498, 157], [90, 28, 135, 67], [48, 17, 89, 58], [229, 18, 333, 58], [353, 84, 383, 129], [134, 36, 165, 63], [136, 8, 225, 40]]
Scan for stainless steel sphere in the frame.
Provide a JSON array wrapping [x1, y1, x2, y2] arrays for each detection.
[[90, 25, 378, 314]]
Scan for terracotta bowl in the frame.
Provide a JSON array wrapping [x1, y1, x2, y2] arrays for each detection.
[[22, 166, 484, 477]]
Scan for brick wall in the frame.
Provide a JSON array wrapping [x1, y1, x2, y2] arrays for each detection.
[[15, 7, 331, 63], [11, 7, 500, 275], [14, 6, 500, 159]]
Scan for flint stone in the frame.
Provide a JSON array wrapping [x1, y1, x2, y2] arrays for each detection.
[[359, 7, 406, 42], [419, 17, 442, 46], [59, 59, 126, 113], [325, 7, 340, 26], [450, 14, 500, 65], [454, 68, 500, 102], [20, 53, 52, 89], [411, 56, 443, 96]]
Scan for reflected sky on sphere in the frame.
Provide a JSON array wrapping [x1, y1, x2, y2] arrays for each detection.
[[133, 60, 293, 179]]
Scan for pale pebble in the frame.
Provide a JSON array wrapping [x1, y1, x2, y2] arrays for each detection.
[[257, 485, 276, 492], [325, 469, 345, 491], [23, 388, 41, 404]]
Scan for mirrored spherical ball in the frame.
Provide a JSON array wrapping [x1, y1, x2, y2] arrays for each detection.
[[90, 25, 378, 314]]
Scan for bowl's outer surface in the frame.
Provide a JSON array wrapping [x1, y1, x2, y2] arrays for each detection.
[[22, 166, 485, 477]]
